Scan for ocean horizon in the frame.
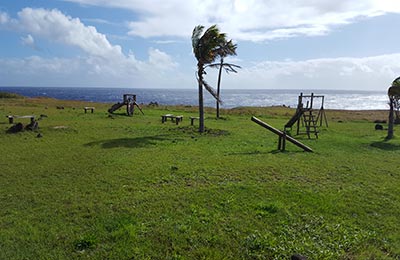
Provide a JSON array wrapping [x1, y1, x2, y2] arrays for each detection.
[[0, 86, 389, 110]]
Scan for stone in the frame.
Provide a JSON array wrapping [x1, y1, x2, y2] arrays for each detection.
[[7, 123, 24, 133], [25, 121, 38, 131], [375, 124, 383, 130], [291, 254, 307, 260]]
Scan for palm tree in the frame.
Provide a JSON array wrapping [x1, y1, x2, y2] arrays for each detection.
[[192, 25, 236, 132], [387, 76, 400, 139], [208, 55, 240, 119]]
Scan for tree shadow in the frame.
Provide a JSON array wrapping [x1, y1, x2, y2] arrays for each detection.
[[226, 149, 305, 155], [370, 140, 400, 151], [84, 135, 170, 149], [226, 150, 269, 156]]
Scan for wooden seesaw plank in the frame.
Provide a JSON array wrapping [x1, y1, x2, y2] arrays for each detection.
[[251, 116, 313, 152]]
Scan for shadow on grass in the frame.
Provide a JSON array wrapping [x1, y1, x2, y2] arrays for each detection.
[[84, 135, 170, 149], [227, 149, 305, 155], [370, 140, 400, 151], [226, 150, 270, 156], [108, 112, 131, 117]]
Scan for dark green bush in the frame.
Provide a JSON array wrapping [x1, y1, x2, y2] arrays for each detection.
[[0, 92, 24, 99]]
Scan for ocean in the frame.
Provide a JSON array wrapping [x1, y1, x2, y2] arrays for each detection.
[[0, 86, 389, 110]]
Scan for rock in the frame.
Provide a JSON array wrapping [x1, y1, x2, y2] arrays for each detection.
[[291, 254, 307, 260], [25, 121, 38, 131], [375, 124, 383, 130], [7, 123, 24, 133]]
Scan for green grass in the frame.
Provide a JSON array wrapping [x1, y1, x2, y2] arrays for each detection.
[[0, 97, 399, 259]]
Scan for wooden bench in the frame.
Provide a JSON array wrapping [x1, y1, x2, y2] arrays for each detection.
[[6, 115, 35, 124], [161, 114, 183, 125], [190, 116, 199, 125], [84, 106, 95, 113]]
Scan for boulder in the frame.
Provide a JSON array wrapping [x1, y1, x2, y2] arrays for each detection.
[[25, 121, 38, 131], [375, 124, 383, 130], [7, 123, 24, 133]]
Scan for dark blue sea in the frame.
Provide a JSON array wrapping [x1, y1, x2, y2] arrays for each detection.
[[0, 86, 388, 110]]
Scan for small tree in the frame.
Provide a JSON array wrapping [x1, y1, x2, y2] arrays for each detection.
[[387, 76, 400, 139], [192, 25, 236, 132]]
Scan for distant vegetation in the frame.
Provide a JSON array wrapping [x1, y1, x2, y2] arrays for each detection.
[[0, 91, 24, 99]]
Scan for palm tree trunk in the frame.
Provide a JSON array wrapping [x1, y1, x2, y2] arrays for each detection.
[[387, 97, 394, 140], [198, 65, 205, 133], [216, 58, 223, 119]]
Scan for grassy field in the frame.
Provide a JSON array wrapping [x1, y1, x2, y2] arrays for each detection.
[[1, 96, 400, 259]]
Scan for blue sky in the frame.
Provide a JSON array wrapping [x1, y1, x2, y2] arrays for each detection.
[[1, 0, 400, 91]]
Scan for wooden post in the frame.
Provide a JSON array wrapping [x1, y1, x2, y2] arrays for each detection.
[[310, 93, 314, 109], [278, 135, 282, 150], [296, 93, 303, 135], [282, 131, 286, 151], [387, 96, 394, 139], [298, 93, 303, 109]]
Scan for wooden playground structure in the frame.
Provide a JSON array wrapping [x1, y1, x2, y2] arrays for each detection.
[[251, 93, 328, 152], [108, 94, 144, 116], [284, 93, 328, 139]]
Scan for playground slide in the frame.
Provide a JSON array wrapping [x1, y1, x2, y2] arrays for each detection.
[[108, 102, 125, 113], [285, 109, 303, 128]]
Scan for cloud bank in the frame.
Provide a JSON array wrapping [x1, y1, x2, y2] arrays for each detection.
[[64, 0, 400, 41], [0, 3, 399, 90], [221, 54, 400, 90], [0, 8, 180, 87]]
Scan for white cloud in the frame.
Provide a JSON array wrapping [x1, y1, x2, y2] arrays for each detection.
[[0, 7, 180, 87], [21, 34, 34, 46], [82, 18, 117, 25], [148, 48, 178, 70], [0, 4, 399, 91], [0, 54, 188, 88], [0, 11, 10, 24], [1, 51, 399, 90], [64, 0, 400, 41], [216, 53, 400, 90], [16, 8, 124, 59]]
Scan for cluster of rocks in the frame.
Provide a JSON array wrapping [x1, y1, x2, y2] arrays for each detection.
[[7, 121, 38, 133], [6, 114, 47, 135]]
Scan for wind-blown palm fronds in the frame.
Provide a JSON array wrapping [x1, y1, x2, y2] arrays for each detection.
[[192, 24, 237, 132], [207, 62, 241, 73], [206, 40, 240, 118]]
